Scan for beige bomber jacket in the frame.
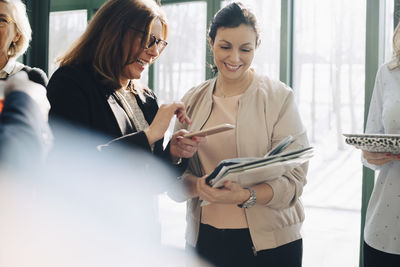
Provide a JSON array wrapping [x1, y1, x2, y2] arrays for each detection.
[[173, 71, 309, 252]]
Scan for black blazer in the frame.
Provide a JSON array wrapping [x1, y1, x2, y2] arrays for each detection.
[[22, 66, 48, 87], [47, 63, 175, 163], [0, 65, 48, 87]]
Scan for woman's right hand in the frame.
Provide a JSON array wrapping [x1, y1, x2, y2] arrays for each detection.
[[362, 150, 400, 166], [145, 102, 191, 145], [170, 130, 207, 159], [196, 176, 250, 205]]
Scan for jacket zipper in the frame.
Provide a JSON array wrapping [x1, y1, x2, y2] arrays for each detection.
[[238, 98, 258, 257], [252, 245, 258, 256], [200, 102, 213, 130]]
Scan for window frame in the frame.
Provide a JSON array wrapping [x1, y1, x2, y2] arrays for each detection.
[[360, 0, 394, 266]]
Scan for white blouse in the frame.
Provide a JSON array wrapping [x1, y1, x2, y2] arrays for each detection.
[[363, 57, 400, 255], [0, 59, 24, 79]]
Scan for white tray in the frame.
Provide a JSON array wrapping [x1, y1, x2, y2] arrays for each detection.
[[343, 133, 400, 154]]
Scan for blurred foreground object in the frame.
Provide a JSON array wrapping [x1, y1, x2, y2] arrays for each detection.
[[0, 121, 210, 267], [0, 72, 52, 169]]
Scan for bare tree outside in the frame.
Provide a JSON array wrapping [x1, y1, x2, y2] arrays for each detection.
[[155, 2, 207, 105], [294, 0, 366, 265], [48, 10, 87, 77]]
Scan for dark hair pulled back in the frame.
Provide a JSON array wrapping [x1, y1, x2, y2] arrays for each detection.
[[208, 2, 260, 74]]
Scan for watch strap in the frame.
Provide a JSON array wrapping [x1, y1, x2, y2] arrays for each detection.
[[237, 187, 256, 209]]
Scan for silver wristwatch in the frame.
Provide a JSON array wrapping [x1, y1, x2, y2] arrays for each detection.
[[237, 187, 256, 209]]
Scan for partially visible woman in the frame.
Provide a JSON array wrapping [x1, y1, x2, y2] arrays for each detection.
[[0, 0, 47, 86], [174, 2, 308, 267], [47, 0, 203, 165], [0, 72, 51, 168], [361, 22, 400, 267]]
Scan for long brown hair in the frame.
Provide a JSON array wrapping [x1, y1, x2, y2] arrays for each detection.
[[58, 0, 168, 91]]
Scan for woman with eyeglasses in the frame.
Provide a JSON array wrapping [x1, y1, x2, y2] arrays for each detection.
[[47, 0, 204, 166], [0, 0, 47, 86]]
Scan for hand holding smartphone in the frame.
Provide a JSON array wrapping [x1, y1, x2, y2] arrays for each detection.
[[184, 123, 235, 138]]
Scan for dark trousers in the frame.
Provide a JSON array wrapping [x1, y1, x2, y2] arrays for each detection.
[[363, 242, 400, 267], [195, 223, 302, 267]]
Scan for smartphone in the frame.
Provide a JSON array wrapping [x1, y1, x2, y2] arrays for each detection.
[[184, 123, 235, 138]]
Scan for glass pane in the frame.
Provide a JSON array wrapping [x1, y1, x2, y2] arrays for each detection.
[[223, 0, 281, 79], [155, 1, 207, 249], [154, 1, 206, 144], [293, 1, 366, 266], [48, 10, 87, 77], [385, 0, 395, 61], [154, 2, 207, 104]]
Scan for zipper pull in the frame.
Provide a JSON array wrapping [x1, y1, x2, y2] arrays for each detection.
[[252, 246, 257, 256]]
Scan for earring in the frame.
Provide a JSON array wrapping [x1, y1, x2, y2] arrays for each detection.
[[8, 42, 16, 56]]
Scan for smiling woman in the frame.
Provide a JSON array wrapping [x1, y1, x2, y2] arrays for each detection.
[[0, 1, 23, 70], [47, 0, 205, 162], [0, 0, 47, 86], [210, 24, 256, 97], [172, 2, 309, 267], [120, 18, 166, 82]]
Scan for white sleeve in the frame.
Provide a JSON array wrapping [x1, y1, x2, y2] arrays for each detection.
[[362, 66, 384, 170]]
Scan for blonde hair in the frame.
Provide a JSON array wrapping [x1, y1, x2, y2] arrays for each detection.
[[393, 21, 400, 58], [1, 0, 32, 59], [58, 0, 168, 91]]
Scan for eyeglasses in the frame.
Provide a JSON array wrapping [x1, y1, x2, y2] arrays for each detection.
[[0, 15, 15, 28], [130, 27, 168, 53]]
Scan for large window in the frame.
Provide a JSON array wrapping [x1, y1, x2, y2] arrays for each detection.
[[154, 2, 207, 104], [385, 0, 395, 61], [48, 10, 87, 77], [293, 0, 369, 266], [155, 1, 207, 248]]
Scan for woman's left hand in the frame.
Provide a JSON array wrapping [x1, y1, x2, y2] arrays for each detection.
[[170, 130, 206, 159], [196, 176, 249, 204], [362, 150, 400, 165]]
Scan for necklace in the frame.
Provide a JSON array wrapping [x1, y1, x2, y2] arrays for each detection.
[[218, 83, 245, 98], [217, 81, 234, 98], [216, 71, 254, 98], [220, 86, 227, 98]]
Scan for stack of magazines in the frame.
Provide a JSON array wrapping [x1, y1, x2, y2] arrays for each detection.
[[205, 136, 313, 189]]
